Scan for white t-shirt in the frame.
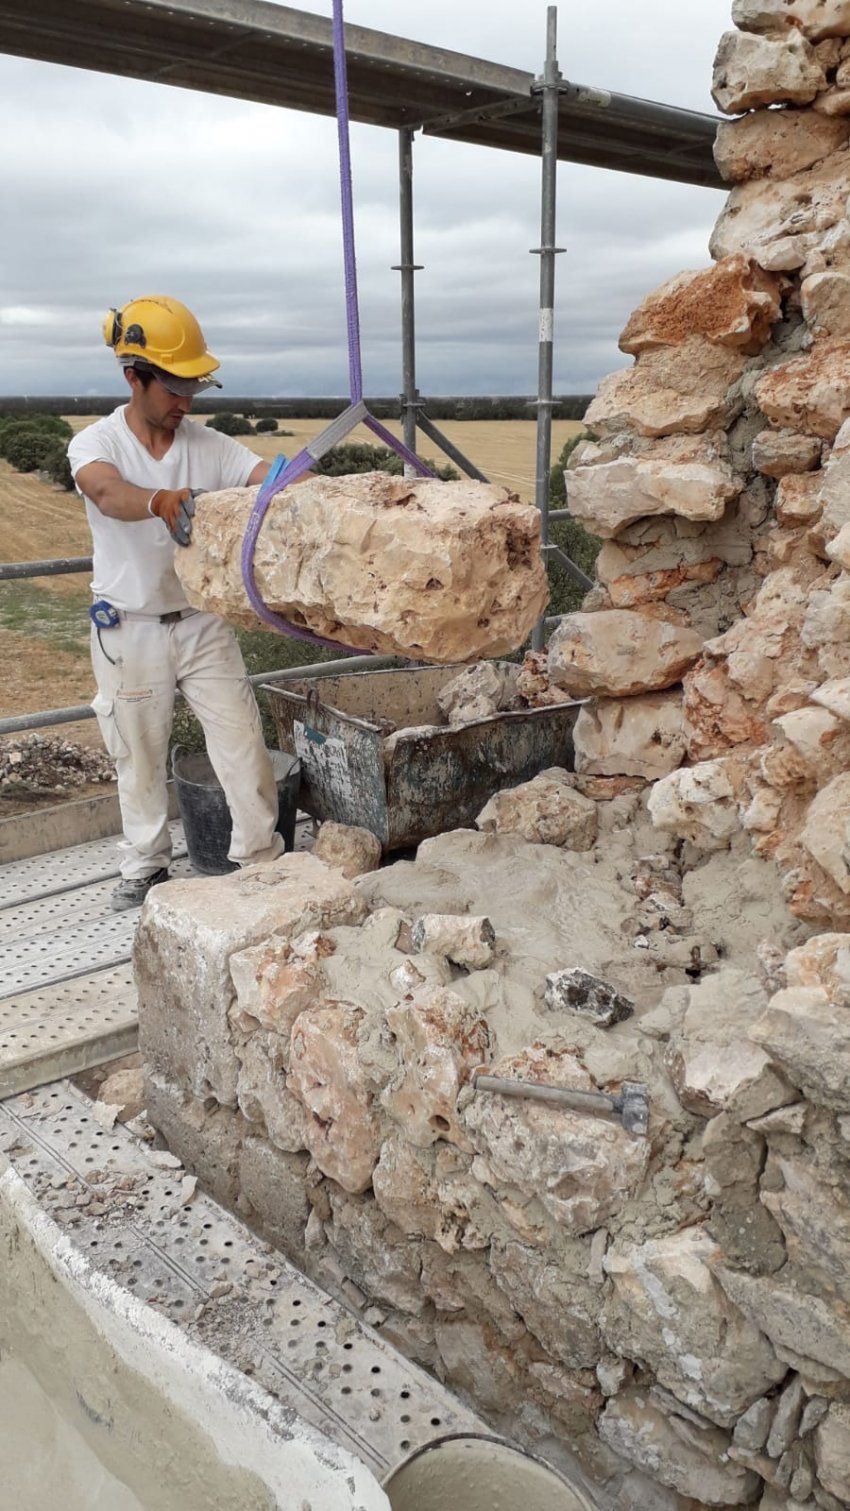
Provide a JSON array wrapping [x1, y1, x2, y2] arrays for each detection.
[[68, 406, 257, 614]]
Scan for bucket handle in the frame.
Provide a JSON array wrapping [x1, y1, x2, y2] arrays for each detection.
[[170, 743, 187, 780]]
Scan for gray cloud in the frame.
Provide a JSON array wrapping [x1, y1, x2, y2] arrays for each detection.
[[0, 1, 729, 397]]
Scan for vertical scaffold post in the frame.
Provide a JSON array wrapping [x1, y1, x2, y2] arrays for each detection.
[[393, 127, 423, 475], [531, 6, 564, 651]]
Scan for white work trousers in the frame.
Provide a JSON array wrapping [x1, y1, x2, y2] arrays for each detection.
[[91, 610, 284, 879]]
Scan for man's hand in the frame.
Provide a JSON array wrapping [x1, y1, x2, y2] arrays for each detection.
[[150, 488, 196, 547]]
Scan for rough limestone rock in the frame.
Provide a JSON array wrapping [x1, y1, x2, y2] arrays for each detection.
[[800, 773, 850, 892], [601, 1227, 786, 1426], [761, 1151, 850, 1294], [750, 984, 850, 1109], [381, 986, 490, 1149], [464, 1044, 650, 1238], [436, 660, 520, 725], [313, 821, 382, 878], [712, 30, 825, 114], [235, 1030, 306, 1153], [475, 769, 598, 850], [567, 439, 743, 539], [177, 473, 549, 662], [228, 931, 332, 1044], [96, 1067, 146, 1123], [801, 266, 850, 336], [710, 150, 850, 263], [714, 107, 850, 182], [544, 968, 634, 1028], [547, 611, 703, 699], [732, 0, 850, 40], [755, 339, 850, 438], [815, 1403, 850, 1501], [410, 912, 496, 968], [573, 693, 686, 780], [751, 428, 822, 477], [619, 254, 781, 356], [136, 855, 363, 1106], [598, 1389, 762, 1505], [715, 1263, 850, 1379], [288, 1000, 382, 1193], [584, 340, 747, 438], [648, 758, 744, 850], [665, 968, 792, 1120]]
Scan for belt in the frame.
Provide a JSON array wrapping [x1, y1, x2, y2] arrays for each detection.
[[119, 607, 199, 624]]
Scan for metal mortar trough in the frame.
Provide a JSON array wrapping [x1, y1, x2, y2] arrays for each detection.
[[382, 1433, 596, 1511], [262, 663, 578, 852]]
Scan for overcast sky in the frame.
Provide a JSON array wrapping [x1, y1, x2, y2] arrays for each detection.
[[0, 1, 730, 398]]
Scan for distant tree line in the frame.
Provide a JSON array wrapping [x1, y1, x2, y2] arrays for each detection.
[[0, 395, 592, 421]]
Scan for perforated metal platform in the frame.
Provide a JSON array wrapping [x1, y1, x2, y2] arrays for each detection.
[[0, 818, 312, 1097], [0, 1080, 483, 1476]]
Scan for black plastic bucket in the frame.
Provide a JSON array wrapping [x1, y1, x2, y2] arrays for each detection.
[[171, 746, 301, 876]]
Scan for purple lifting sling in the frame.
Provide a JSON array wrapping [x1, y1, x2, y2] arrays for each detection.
[[240, 0, 434, 651]]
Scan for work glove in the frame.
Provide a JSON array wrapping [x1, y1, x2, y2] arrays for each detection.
[[149, 488, 197, 547]]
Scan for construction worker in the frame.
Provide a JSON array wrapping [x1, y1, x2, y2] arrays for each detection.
[[68, 295, 284, 911]]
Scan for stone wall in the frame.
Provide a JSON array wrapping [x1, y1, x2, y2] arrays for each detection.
[[138, 7, 850, 1508]]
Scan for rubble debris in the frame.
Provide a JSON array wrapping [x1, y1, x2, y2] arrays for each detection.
[[0, 734, 115, 797], [436, 660, 521, 725], [410, 912, 496, 969]]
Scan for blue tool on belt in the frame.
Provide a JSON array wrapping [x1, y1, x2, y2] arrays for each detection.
[[90, 598, 121, 663]]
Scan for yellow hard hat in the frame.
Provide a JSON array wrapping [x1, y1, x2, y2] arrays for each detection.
[[103, 296, 221, 389]]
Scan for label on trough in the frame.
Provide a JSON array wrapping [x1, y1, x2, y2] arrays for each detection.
[[293, 721, 354, 810]]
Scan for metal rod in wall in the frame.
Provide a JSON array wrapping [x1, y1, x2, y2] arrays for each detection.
[[392, 127, 424, 472], [531, 5, 565, 651]]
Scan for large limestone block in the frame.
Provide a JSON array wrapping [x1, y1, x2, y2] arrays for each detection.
[[619, 255, 781, 356], [598, 1389, 762, 1505], [475, 768, 598, 849], [288, 1000, 382, 1193], [711, 150, 850, 263], [573, 692, 686, 780], [584, 340, 746, 439], [714, 108, 850, 182], [733, 0, 850, 38], [135, 855, 363, 1106], [380, 986, 490, 1149], [648, 758, 743, 851], [712, 29, 825, 113], [601, 1228, 786, 1427], [715, 1263, 850, 1379], [547, 611, 703, 699], [568, 443, 742, 539], [666, 968, 792, 1121], [464, 1044, 650, 1237], [755, 340, 850, 439], [176, 473, 549, 662], [750, 984, 850, 1109]]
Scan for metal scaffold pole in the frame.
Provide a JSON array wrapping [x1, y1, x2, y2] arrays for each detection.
[[393, 127, 423, 473], [531, 6, 565, 651]]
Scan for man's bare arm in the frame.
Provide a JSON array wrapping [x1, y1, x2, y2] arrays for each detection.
[[74, 460, 159, 521]]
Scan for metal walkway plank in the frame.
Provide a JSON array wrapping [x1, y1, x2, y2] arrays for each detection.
[[0, 820, 186, 909], [0, 965, 137, 1098], [0, 1081, 483, 1472]]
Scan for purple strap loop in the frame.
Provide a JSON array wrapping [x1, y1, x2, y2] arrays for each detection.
[[240, 0, 434, 651]]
